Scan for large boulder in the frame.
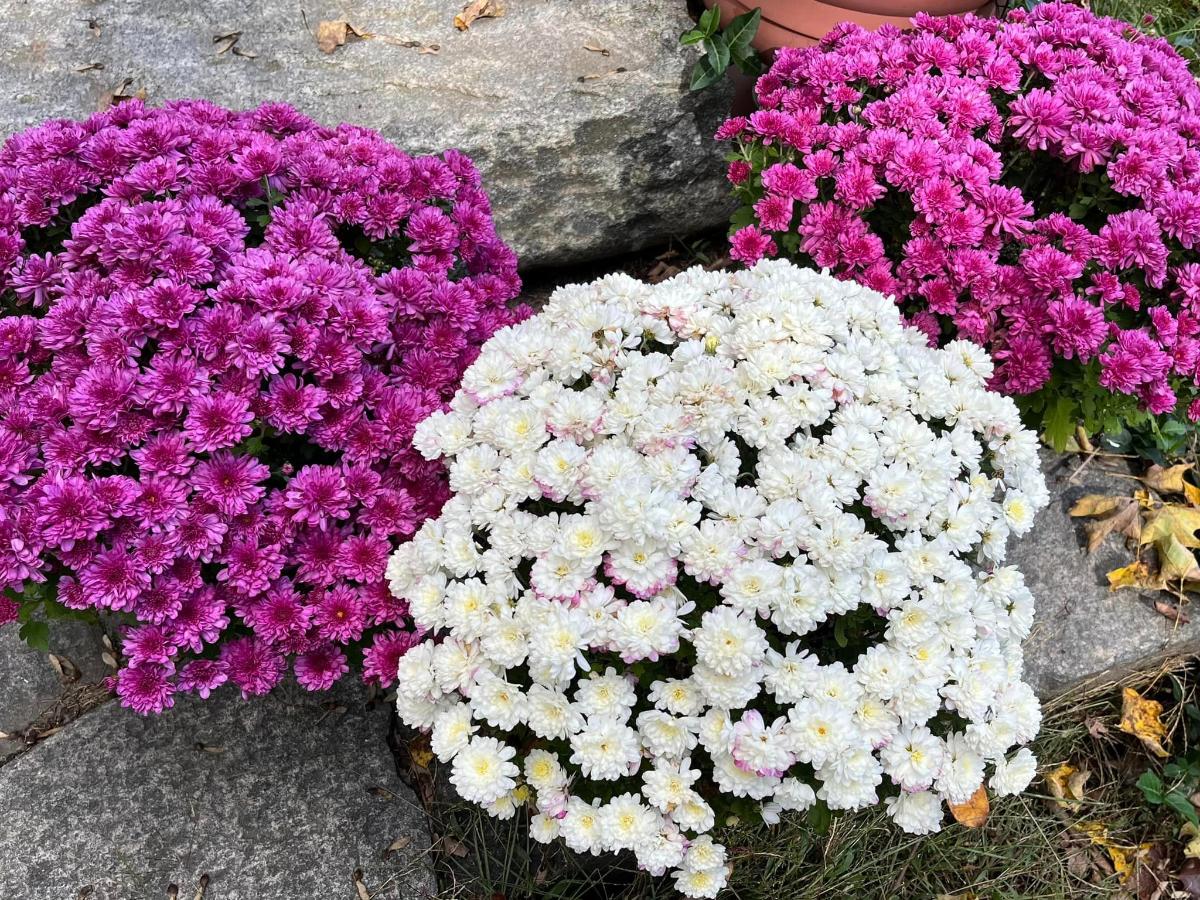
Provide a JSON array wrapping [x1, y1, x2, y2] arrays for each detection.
[[0, 685, 436, 899], [0, 0, 733, 268], [1015, 451, 1200, 698]]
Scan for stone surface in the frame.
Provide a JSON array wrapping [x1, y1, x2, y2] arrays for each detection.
[[1016, 450, 1200, 698], [0, 0, 733, 268], [0, 685, 436, 899], [0, 619, 109, 737]]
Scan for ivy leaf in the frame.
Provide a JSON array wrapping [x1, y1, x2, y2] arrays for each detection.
[[702, 34, 731, 76], [698, 5, 721, 37], [689, 54, 724, 91], [18, 620, 50, 653], [723, 8, 761, 53]]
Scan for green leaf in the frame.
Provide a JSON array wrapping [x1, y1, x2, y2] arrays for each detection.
[[1166, 789, 1200, 826], [698, 5, 721, 37], [731, 42, 765, 76], [724, 8, 762, 52], [808, 800, 833, 835], [1138, 770, 1165, 804], [680, 28, 706, 46], [1043, 396, 1078, 452], [702, 34, 731, 75], [689, 54, 725, 92], [18, 620, 50, 653]]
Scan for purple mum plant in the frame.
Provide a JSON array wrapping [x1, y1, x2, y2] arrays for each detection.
[[720, 2, 1200, 452], [0, 99, 528, 712]]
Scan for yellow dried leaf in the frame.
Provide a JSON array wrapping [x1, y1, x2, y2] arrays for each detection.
[[1159, 533, 1200, 582], [1070, 494, 1127, 518], [1045, 764, 1089, 811], [1181, 822, 1200, 859], [1107, 560, 1158, 591], [1141, 504, 1200, 549], [948, 785, 989, 828], [1118, 687, 1170, 758], [1144, 463, 1194, 495], [1185, 479, 1200, 508], [454, 0, 504, 30], [411, 746, 433, 769]]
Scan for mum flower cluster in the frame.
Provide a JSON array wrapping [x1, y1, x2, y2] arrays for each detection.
[[721, 2, 1200, 446], [0, 99, 527, 711], [387, 261, 1047, 897]]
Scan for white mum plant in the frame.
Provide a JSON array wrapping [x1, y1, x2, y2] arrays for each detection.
[[387, 261, 1048, 897]]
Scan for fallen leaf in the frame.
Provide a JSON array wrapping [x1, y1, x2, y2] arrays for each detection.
[[1154, 597, 1191, 624], [454, 0, 504, 30], [1046, 763, 1089, 811], [352, 869, 370, 900], [1181, 822, 1200, 859], [382, 835, 412, 859], [1070, 494, 1128, 518], [100, 651, 119, 670], [213, 31, 240, 54], [47, 653, 81, 684], [1142, 504, 1200, 549], [948, 785, 989, 828], [1071, 495, 1142, 552], [1108, 560, 1159, 591], [1085, 716, 1109, 739], [442, 835, 469, 858], [193, 742, 225, 754], [583, 41, 611, 56], [1145, 463, 1194, 495], [315, 20, 371, 54], [1186, 479, 1200, 508], [577, 67, 628, 82], [1074, 821, 1149, 884], [1180, 858, 1200, 898], [1119, 687, 1170, 758], [1160, 533, 1200, 582]]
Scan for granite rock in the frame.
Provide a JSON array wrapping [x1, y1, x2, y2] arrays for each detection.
[[0, 685, 436, 899], [1016, 450, 1200, 698], [0, 0, 733, 268], [0, 620, 109, 738]]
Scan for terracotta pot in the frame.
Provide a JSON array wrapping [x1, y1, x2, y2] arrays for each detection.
[[705, 0, 994, 50]]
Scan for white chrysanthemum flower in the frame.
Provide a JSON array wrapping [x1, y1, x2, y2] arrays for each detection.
[[450, 736, 519, 805], [389, 262, 1049, 884]]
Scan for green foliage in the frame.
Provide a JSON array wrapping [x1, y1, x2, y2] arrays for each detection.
[[7, 580, 100, 653], [1090, 0, 1200, 69], [681, 6, 764, 91]]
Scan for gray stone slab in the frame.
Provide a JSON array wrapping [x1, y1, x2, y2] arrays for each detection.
[[0, 0, 733, 268], [0, 619, 109, 737], [0, 685, 436, 900], [1016, 450, 1200, 698]]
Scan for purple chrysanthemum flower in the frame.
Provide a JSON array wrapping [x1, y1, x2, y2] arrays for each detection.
[[116, 663, 176, 715], [0, 100, 527, 710], [177, 659, 228, 699], [294, 644, 349, 691]]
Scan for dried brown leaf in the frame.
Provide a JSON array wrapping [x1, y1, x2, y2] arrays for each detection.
[[948, 785, 989, 828], [1074, 496, 1141, 552], [382, 835, 412, 859], [583, 41, 611, 56], [442, 835, 470, 858], [1154, 597, 1191, 624], [1069, 494, 1127, 517], [454, 0, 505, 30], [315, 20, 371, 54], [352, 869, 370, 900], [1145, 463, 1194, 495]]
